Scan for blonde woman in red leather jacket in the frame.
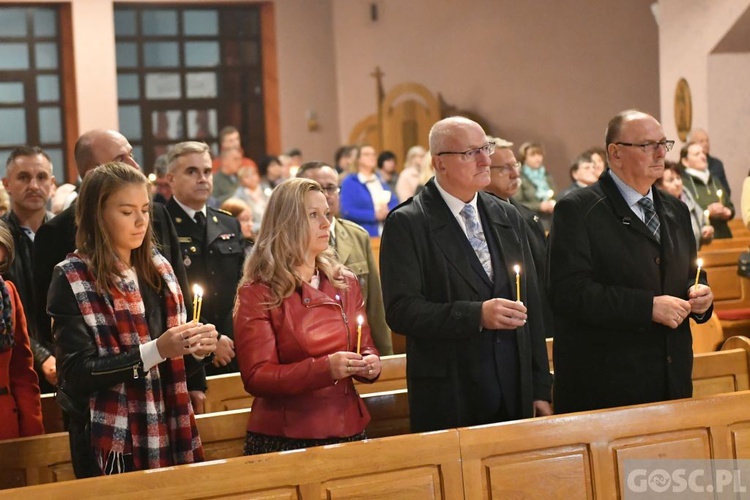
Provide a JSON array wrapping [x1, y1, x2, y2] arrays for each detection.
[[234, 178, 381, 455]]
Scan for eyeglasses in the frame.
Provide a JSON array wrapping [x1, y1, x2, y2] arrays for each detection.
[[489, 161, 521, 175], [614, 140, 675, 153], [436, 141, 496, 162], [321, 185, 340, 195]]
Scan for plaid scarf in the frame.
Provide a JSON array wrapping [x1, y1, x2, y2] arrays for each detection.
[[0, 277, 13, 352], [57, 250, 203, 474]]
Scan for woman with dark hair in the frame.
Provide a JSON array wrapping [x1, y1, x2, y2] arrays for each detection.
[[656, 161, 714, 248], [258, 155, 284, 195], [234, 177, 381, 455], [49, 162, 218, 477], [0, 220, 44, 440]]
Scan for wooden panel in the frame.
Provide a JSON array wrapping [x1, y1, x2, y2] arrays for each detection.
[[613, 430, 712, 495], [324, 466, 447, 500], [460, 392, 750, 500], [690, 315, 724, 353], [2, 430, 463, 500], [692, 348, 748, 395], [40, 394, 63, 434], [483, 446, 593, 500], [705, 266, 743, 301], [730, 423, 750, 460]]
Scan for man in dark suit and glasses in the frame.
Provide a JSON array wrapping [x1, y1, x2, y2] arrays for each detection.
[[548, 110, 714, 413], [380, 116, 552, 433]]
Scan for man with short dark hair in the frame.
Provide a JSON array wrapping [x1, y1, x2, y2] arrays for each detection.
[[166, 141, 243, 375], [380, 116, 552, 433], [548, 110, 715, 413], [297, 161, 393, 355], [2, 146, 56, 388]]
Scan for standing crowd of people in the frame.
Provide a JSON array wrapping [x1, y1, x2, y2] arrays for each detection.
[[0, 109, 725, 482]]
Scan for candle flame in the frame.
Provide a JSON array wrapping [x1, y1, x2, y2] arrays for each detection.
[[192, 284, 203, 297], [513, 265, 521, 274], [357, 315, 364, 326], [717, 189, 723, 197], [697, 258, 703, 268]]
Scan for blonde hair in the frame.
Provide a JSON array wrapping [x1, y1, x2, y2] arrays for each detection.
[[403, 145, 426, 170], [76, 162, 159, 294], [0, 220, 14, 273], [418, 151, 434, 185], [239, 178, 346, 308]]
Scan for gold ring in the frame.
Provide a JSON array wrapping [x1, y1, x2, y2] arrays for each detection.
[[347, 366, 351, 373]]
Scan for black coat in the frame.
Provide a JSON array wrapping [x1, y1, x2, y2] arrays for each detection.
[[508, 198, 554, 338], [547, 170, 712, 413], [2, 210, 53, 371], [33, 201, 205, 390], [165, 199, 244, 374], [380, 179, 551, 432]]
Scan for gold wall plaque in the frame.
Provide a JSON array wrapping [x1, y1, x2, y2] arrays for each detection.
[[674, 78, 692, 142]]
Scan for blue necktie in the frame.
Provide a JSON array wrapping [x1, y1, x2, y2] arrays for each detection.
[[459, 204, 493, 280]]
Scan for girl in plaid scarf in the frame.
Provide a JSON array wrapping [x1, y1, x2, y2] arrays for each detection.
[[49, 163, 218, 478]]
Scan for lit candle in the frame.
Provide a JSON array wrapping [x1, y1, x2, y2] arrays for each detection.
[[703, 209, 710, 222], [546, 189, 554, 201], [192, 284, 203, 323], [694, 258, 703, 289], [513, 265, 521, 302], [717, 189, 723, 204], [356, 315, 364, 354]]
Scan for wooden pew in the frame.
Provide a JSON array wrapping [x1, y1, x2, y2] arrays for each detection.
[[693, 335, 750, 396], [459, 390, 750, 499], [7, 391, 750, 499], [689, 314, 724, 353], [1, 427, 462, 500], [700, 236, 750, 251], [0, 388, 409, 490], [203, 353, 407, 413], [40, 394, 63, 434], [729, 217, 749, 234], [698, 248, 750, 337]]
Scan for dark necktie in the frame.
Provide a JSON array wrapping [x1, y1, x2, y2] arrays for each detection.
[[194, 211, 206, 232], [637, 197, 660, 243]]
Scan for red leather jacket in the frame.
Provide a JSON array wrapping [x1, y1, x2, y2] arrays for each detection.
[[234, 272, 379, 439]]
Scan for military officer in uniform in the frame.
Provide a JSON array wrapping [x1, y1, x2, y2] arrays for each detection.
[[165, 141, 244, 375]]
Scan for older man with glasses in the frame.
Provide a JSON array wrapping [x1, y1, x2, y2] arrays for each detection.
[[380, 116, 552, 433], [548, 109, 714, 414], [484, 137, 553, 339]]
